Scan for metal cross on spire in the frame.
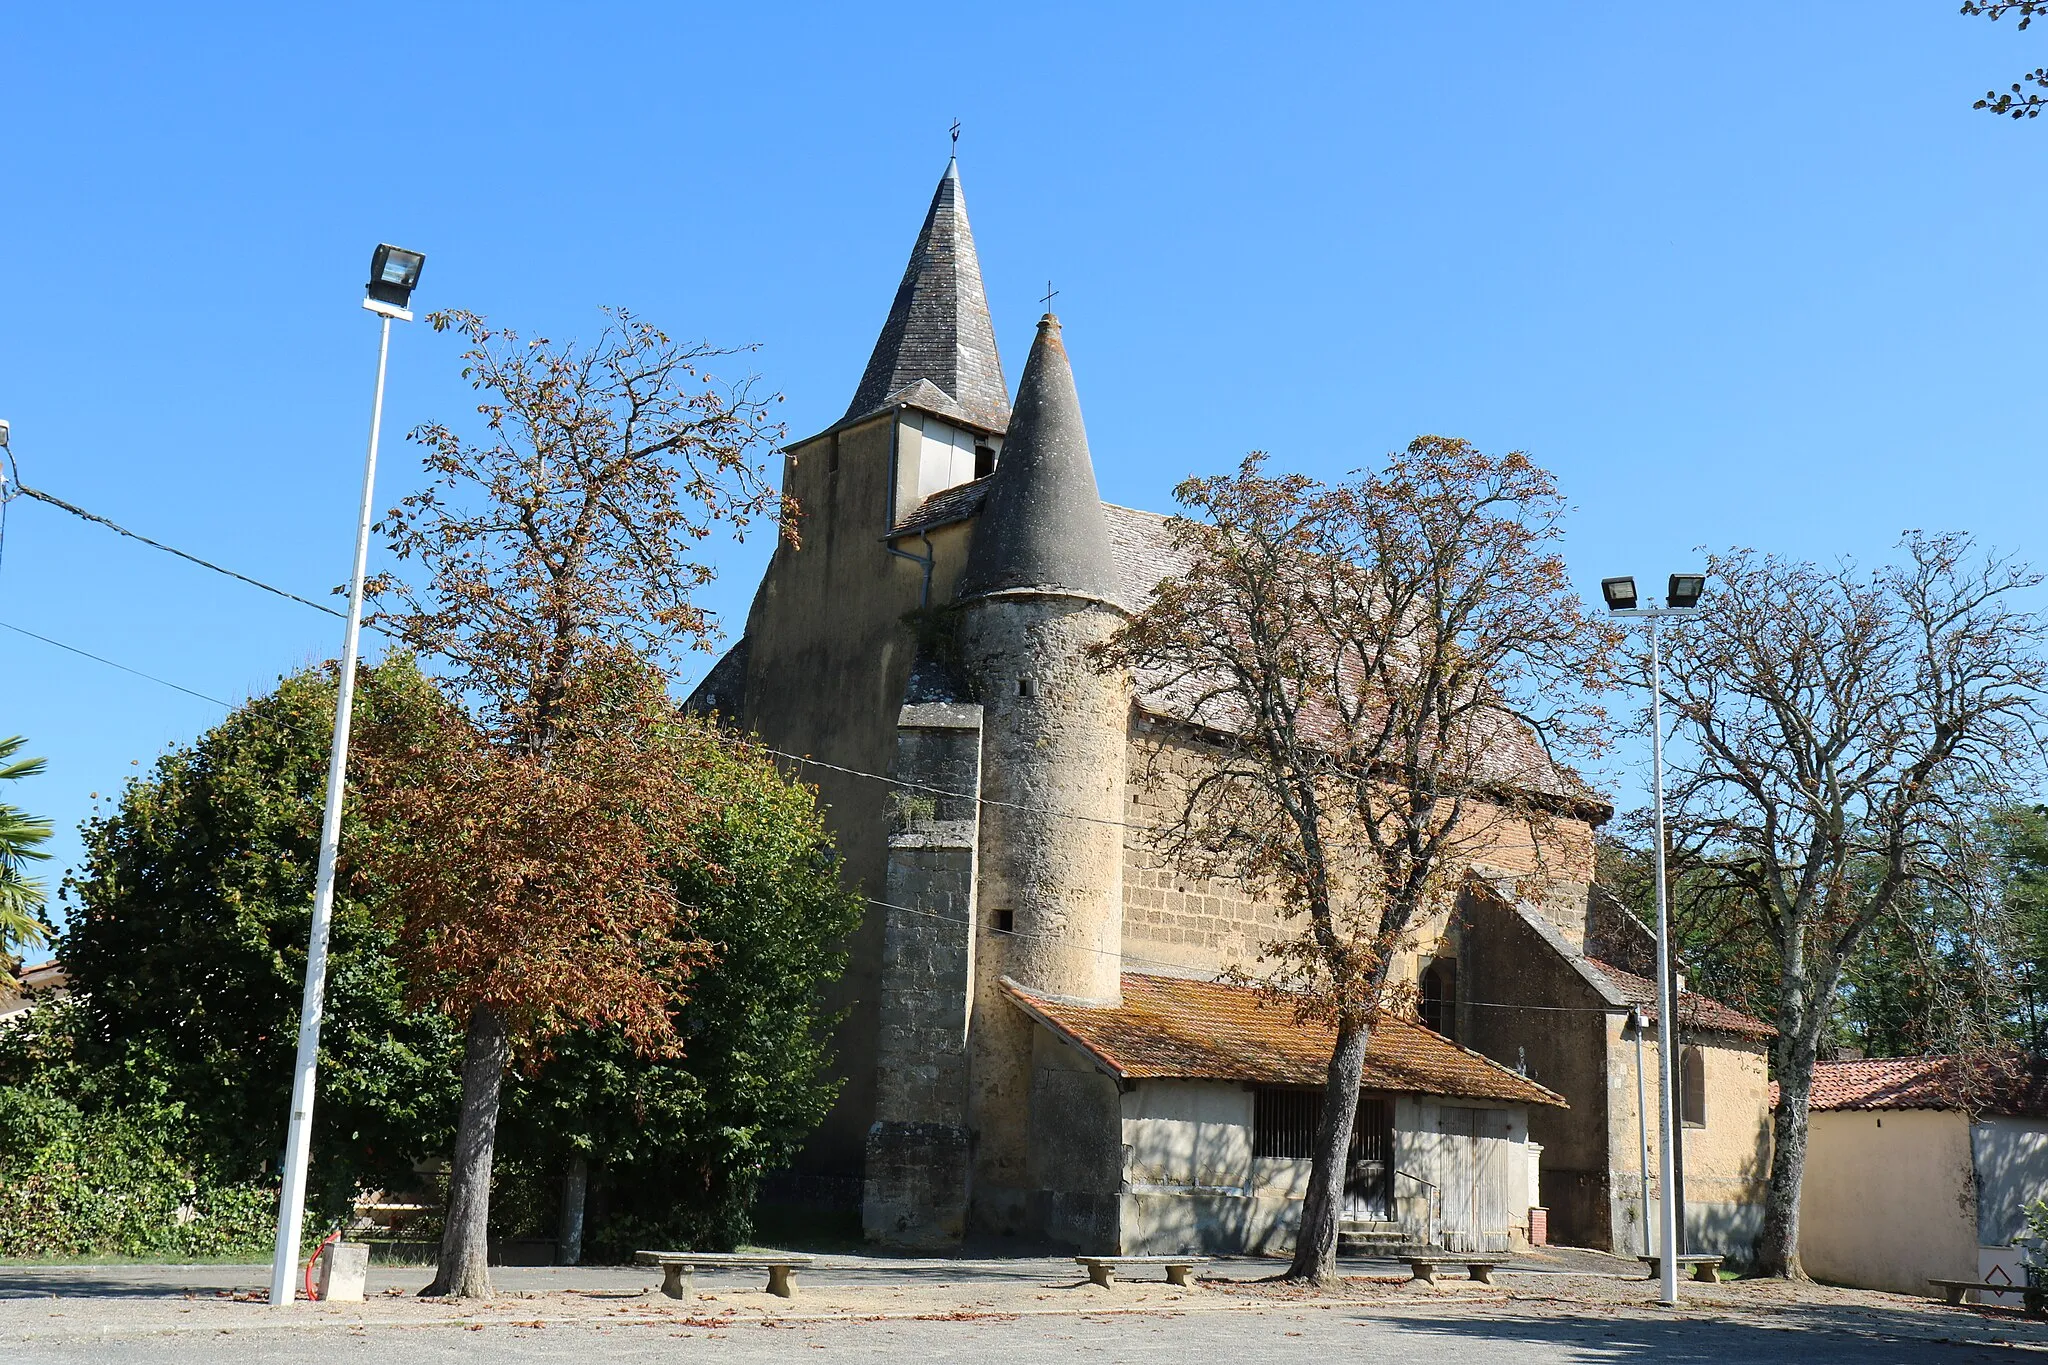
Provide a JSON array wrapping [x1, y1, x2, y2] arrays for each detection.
[[950, 118, 960, 149], [1042, 280, 1059, 314]]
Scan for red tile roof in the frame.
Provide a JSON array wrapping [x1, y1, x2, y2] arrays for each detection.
[[1587, 958, 1775, 1040], [1004, 972, 1566, 1108], [1808, 1054, 2048, 1115]]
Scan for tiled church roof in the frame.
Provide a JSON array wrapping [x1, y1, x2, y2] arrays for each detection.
[[1005, 972, 1567, 1108], [842, 159, 1011, 432], [888, 489, 1603, 810], [1585, 957, 1776, 1041]]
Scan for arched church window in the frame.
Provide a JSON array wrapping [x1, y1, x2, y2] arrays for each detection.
[[1420, 960, 1456, 1041], [1681, 1046, 1706, 1128]]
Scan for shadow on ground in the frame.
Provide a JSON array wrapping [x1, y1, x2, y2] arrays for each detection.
[[1379, 1298, 2037, 1364]]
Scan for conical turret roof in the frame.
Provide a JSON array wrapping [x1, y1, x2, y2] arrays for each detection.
[[956, 314, 1121, 606], [842, 159, 1011, 432]]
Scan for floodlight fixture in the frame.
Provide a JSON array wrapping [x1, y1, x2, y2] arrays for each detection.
[[1666, 574, 1706, 610], [1601, 576, 1638, 613], [364, 244, 426, 318]]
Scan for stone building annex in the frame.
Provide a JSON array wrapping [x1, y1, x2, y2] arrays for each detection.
[[689, 159, 1776, 1260]]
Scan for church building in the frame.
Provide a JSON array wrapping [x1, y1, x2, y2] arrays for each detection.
[[690, 158, 1775, 1260]]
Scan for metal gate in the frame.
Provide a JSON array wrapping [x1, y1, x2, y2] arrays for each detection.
[[1342, 1094, 1394, 1221]]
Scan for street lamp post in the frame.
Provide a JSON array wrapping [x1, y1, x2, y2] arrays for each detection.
[[1631, 1007, 1652, 1259], [268, 245, 425, 1307], [1601, 571, 1703, 1308]]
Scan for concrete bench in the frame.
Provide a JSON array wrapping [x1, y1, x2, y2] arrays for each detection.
[[1639, 1254, 1723, 1284], [1929, 1277, 2041, 1311], [1074, 1255, 1212, 1287], [634, 1251, 816, 1300], [1408, 1256, 1506, 1284]]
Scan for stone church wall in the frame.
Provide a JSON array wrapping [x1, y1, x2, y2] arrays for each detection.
[[1122, 727, 1599, 983]]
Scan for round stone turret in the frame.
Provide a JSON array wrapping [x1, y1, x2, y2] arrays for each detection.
[[956, 314, 1128, 1007]]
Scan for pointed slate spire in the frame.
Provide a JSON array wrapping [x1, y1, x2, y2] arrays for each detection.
[[842, 159, 1012, 431], [957, 314, 1121, 606]]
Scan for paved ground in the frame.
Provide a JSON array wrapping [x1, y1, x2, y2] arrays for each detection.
[[4, 1250, 2042, 1363]]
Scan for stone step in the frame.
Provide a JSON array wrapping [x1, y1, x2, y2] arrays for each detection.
[[1337, 1231, 1428, 1256]]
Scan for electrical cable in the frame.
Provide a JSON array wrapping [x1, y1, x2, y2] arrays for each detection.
[[0, 619, 232, 708], [860, 893, 1646, 1017], [9, 482, 346, 619]]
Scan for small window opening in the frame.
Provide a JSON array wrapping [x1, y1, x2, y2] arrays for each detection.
[[1681, 1046, 1706, 1128], [1253, 1087, 1322, 1159], [993, 909, 1014, 933], [828, 434, 840, 475], [1420, 959, 1457, 1041], [1017, 677, 1036, 698], [974, 444, 996, 479]]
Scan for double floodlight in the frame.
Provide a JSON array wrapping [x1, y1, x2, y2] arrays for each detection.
[[1602, 573, 1706, 615], [364, 243, 426, 318]]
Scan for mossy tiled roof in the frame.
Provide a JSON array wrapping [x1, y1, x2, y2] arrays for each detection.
[[1005, 972, 1566, 1108]]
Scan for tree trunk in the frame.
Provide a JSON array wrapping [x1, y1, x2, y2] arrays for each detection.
[[423, 1006, 511, 1297], [556, 1154, 588, 1266], [1286, 1020, 1371, 1284], [1755, 1027, 1818, 1279]]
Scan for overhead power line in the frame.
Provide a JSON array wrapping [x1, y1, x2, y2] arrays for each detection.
[[9, 483, 346, 619], [0, 618, 231, 708]]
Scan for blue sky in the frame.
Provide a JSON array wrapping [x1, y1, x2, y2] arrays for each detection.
[[5, 3, 2047, 908]]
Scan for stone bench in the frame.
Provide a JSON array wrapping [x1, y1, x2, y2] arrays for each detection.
[[1409, 1256, 1507, 1284], [1929, 1277, 2042, 1311], [1074, 1255, 1212, 1287], [1639, 1254, 1723, 1284], [634, 1251, 816, 1300]]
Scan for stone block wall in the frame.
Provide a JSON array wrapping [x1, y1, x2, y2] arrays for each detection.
[[864, 701, 984, 1248]]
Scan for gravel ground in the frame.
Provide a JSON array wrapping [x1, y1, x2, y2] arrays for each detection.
[[3, 1248, 2042, 1363]]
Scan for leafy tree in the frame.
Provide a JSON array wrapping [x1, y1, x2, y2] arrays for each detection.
[[1098, 441, 1615, 1283], [362, 308, 787, 1298], [1964, 2, 2048, 119], [1653, 535, 2048, 1278], [0, 735, 54, 986], [52, 660, 462, 1215], [495, 731, 862, 1255]]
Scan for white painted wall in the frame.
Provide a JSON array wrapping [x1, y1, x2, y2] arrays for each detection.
[[1973, 1117, 2048, 1246], [1801, 1109, 1977, 1295], [1122, 1079, 1254, 1189]]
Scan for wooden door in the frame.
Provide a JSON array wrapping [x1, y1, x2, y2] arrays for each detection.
[[1436, 1105, 1515, 1252]]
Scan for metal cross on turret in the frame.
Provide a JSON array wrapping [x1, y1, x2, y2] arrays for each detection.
[[1042, 280, 1059, 314]]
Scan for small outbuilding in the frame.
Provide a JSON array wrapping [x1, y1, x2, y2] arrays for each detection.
[[1799, 1054, 2048, 1301], [1003, 972, 1566, 1254]]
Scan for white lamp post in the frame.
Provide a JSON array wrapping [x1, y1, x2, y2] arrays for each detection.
[[1601, 571, 1704, 1307], [268, 244, 425, 1307]]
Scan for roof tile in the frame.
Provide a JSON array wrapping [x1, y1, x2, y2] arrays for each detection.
[[1005, 972, 1566, 1108], [1586, 957, 1775, 1040]]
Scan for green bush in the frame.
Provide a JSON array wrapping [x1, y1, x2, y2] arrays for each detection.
[[0, 1083, 276, 1260]]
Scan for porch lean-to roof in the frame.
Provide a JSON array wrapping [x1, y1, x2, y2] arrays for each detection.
[[1004, 972, 1566, 1109]]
